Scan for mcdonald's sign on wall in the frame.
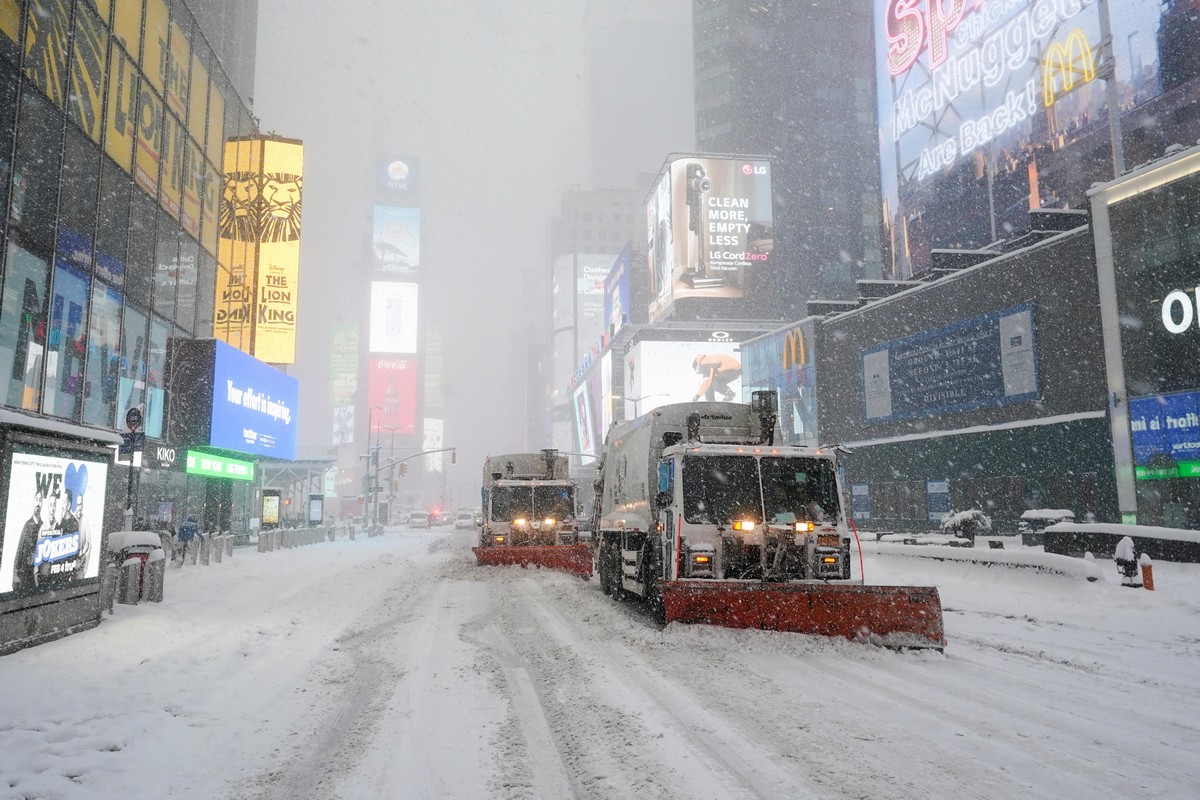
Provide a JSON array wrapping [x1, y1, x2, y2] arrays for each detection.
[[741, 320, 820, 447]]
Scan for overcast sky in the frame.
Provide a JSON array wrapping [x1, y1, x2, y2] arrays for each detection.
[[250, 1, 691, 505]]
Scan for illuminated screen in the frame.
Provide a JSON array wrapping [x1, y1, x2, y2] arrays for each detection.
[[623, 340, 743, 418], [874, 0, 1194, 275], [647, 155, 773, 322], [369, 282, 419, 354], [209, 339, 299, 459], [372, 205, 421, 274], [0, 450, 108, 596], [368, 357, 418, 435]]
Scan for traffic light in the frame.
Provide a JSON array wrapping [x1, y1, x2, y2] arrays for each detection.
[[451, 449, 457, 465], [399, 463, 407, 476]]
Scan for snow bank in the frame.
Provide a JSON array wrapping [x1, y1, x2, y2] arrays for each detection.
[[874, 542, 1104, 581], [1043, 521, 1200, 545], [1020, 509, 1074, 521]]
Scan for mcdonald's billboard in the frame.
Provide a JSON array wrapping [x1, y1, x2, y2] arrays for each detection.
[[875, 0, 1190, 276], [740, 320, 819, 447], [215, 136, 304, 365]]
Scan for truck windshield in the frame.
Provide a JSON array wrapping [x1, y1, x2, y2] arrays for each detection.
[[533, 485, 574, 520], [490, 487, 533, 521], [759, 457, 840, 525], [681, 456, 763, 524]]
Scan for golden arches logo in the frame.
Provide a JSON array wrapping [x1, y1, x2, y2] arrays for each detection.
[[781, 328, 808, 371], [1042, 29, 1096, 108]]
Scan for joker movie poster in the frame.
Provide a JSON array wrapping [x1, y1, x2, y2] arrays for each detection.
[[0, 451, 108, 595]]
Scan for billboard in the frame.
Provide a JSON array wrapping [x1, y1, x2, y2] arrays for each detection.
[[624, 339, 744, 419], [376, 155, 420, 202], [368, 357, 418, 435], [861, 303, 1038, 424], [369, 281, 419, 354], [572, 379, 598, 457], [168, 339, 299, 460], [741, 321, 820, 447], [185, 450, 254, 480], [647, 154, 773, 321], [604, 244, 632, 337], [423, 417, 444, 471], [329, 325, 358, 406], [332, 405, 354, 446], [1129, 390, 1200, 480], [0, 450, 108, 596], [876, 0, 1199, 276], [372, 205, 421, 274], [216, 136, 304, 364]]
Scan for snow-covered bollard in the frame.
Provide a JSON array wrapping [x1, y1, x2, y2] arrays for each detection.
[[1140, 553, 1155, 591], [1114, 536, 1141, 588]]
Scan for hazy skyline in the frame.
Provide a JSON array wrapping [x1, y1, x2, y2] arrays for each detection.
[[253, 1, 693, 507]]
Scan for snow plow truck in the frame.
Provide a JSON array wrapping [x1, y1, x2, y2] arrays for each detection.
[[592, 391, 945, 648], [473, 450, 593, 577]]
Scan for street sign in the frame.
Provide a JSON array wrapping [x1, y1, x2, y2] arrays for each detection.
[[125, 406, 143, 431], [118, 431, 145, 457]]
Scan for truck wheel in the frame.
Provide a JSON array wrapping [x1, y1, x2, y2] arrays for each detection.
[[643, 545, 666, 625]]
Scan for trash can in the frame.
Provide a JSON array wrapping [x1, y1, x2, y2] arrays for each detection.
[[105, 530, 168, 601]]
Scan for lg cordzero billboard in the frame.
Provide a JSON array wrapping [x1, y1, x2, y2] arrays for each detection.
[[875, 0, 1200, 276], [167, 339, 299, 460], [369, 282, 419, 354], [646, 154, 773, 322], [0, 450, 108, 597]]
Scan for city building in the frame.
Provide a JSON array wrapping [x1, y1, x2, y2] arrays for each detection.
[[693, 0, 884, 308], [0, 0, 273, 652]]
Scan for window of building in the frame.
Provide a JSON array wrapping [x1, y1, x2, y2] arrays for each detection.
[[194, 250, 215, 335], [0, 61, 19, 220], [116, 302, 147, 434], [9, 87, 63, 255], [174, 235, 199, 334], [153, 210, 178, 319], [57, 127, 102, 264], [126, 191, 156, 306], [42, 258, 90, 420], [145, 315, 168, 437], [82, 281, 121, 427], [0, 242, 50, 409], [96, 158, 130, 291]]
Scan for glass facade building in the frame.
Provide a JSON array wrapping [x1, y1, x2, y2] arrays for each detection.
[[0, 0, 260, 531]]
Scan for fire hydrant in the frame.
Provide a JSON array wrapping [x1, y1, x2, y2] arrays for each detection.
[[1114, 536, 1142, 588], [1139, 553, 1155, 591]]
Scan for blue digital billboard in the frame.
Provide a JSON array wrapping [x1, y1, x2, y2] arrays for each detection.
[[209, 340, 299, 459], [1129, 390, 1200, 478], [604, 243, 631, 336]]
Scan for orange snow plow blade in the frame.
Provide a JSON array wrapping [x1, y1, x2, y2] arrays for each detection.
[[472, 544, 593, 577], [662, 581, 945, 649]]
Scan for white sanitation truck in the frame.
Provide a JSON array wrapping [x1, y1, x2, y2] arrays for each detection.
[[473, 449, 591, 577], [592, 391, 944, 647]]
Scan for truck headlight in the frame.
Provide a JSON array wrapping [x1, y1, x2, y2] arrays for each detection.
[[543, 517, 556, 526], [794, 521, 814, 533], [513, 518, 528, 527], [732, 520, 756, 532]]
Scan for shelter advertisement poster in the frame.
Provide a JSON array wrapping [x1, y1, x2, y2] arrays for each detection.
[[0, 451, 108, 596], [647, 155, 773, 322], [862, 303, 1038, 424], [624, 340, 743, 419], [372, 206, 421, 274], [368, 357, 418, 435]]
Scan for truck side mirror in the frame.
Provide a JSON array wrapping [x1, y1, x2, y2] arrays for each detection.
[[655, 491, 672, 509]]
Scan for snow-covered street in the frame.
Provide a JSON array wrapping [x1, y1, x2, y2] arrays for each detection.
[[3, 527, 1199, 800]]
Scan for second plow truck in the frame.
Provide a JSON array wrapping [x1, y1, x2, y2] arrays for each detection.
[[592, 391, 945, 648], [473, 450, 593, 577]]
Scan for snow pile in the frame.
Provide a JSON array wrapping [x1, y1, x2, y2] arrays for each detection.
[[1044, 521, 1200, 545], [873, 541, 1104, 581]]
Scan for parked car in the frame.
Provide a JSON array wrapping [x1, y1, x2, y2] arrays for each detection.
[[407, 511, 431, 529], [454, 511, 476, 530]]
